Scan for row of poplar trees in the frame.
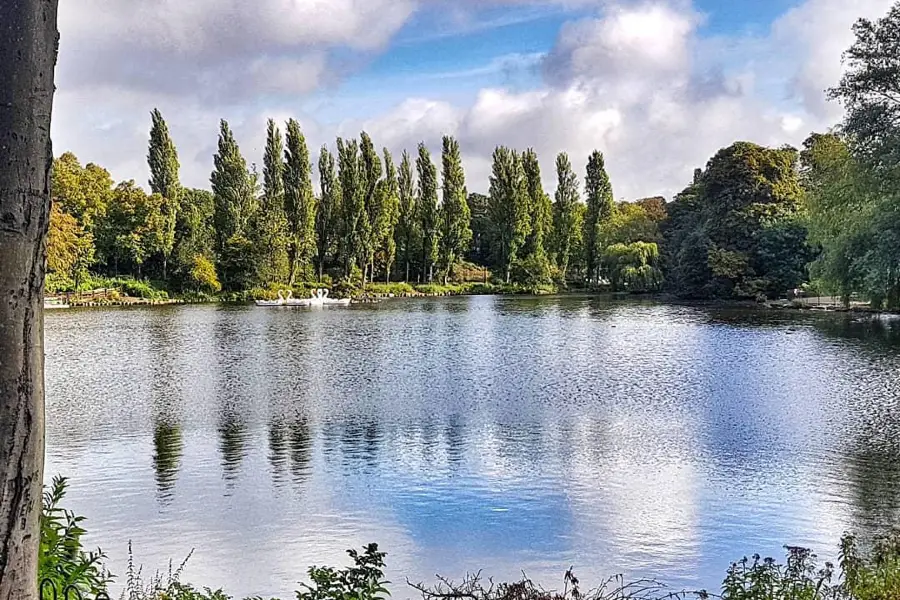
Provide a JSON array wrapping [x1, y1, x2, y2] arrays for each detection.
[[60, 110, 622, 292]]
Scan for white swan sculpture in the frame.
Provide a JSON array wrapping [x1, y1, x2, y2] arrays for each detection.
[[257, 288, 350, 307], [255, 290, 286, 306]]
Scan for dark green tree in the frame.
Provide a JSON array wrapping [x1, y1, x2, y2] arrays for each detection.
[[376, 148, 401, 282], [828, 3, 900, 177], [316, 146, 341, 281], [147, 109, 180, 280], [466, 192, 493, 268], [551, 152, 580, 282], [522, 148, 551, 259], [439, 135, 472, 284], [417, 143, 440, 282], [395, 150, 420, 282], [172, 188, 216, 286], [584, 150, 615, 284], [360, 132, 383, 283], [211, 119, 257, 289], [488, 146, 530, 283], [284, 119, 317, 284], [257, 119, 288, 285], [337, 137, 364, 278]]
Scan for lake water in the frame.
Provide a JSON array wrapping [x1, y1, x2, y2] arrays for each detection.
[[44, 296, 900, 599]]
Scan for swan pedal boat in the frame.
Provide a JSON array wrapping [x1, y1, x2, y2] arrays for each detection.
[[255, 289, 350, 307]]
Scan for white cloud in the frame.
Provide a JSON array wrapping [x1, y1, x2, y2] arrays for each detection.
[[50, 0, 899, 200]]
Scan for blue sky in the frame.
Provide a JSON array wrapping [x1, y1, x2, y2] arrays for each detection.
[[52, 0, 895, 199]]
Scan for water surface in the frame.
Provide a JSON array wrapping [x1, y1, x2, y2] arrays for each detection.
[[44, 296, 900, 598]]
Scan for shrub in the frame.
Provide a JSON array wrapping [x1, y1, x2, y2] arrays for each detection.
[[39, 476, 113, 599], [297, 544, 390, 600]]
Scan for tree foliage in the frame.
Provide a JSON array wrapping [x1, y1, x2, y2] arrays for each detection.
[[551, 152, 581, 282], [439, 136, 472, 283], [663, 142, 809, 299], [417, 143, 440, 282], [396, 150, 420, 282], [488, 146, 530, 284], [583, 150, 615, 284], [284, 119, 316, 283]]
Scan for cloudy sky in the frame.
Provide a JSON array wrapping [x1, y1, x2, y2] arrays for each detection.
[[52, 0, 895, 200]]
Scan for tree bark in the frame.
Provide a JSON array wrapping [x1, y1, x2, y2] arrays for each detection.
[[0, 1, 59, 599]]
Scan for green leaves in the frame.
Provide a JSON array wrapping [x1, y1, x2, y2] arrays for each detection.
[[439, 135, 472, 283], [584, 150, 615, 284], [417, 143, 440, 281], [488, 146, 530, 284], [283, 119, 317, 284], [297, 544, 390, 600], [40, 476, 113, 599]]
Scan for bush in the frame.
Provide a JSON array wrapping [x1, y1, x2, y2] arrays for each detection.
[[40, 476, 112, 599], [366, 282, 416, 296]]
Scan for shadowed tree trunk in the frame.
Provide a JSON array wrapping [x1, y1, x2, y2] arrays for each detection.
[[0, 1, 59, 599]]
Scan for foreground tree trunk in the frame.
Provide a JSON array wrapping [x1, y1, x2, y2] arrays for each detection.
[[0, 1, 59, 599]]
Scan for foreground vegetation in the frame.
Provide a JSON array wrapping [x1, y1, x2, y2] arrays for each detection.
[[39, 476, 900, 600]]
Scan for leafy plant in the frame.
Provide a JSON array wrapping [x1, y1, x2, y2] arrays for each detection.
[[296, 544, 390, 600], [721, 547, 838, 600], [40, 476, 113, 599]]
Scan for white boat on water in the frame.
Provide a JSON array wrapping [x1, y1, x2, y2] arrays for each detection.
[[256, 289, 350, 307], [255, 290, 287, 306]]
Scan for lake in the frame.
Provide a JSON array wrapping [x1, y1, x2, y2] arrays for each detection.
[[43, 296, 900, 599]]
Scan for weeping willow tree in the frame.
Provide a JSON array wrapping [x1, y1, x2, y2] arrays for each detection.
[[602, 241, 663, 292]]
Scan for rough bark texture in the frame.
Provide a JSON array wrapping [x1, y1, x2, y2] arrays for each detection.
[[0, 1, 59, 599]]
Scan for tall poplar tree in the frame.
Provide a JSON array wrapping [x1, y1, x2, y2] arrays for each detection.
[[522, 148, 551, 259], [359, 132, 382, 283], [417, 143, 440, 283], [147, 108, 180, 280], [284, 119, 316, 284], [258, 119, 288, 285], [337, 137, 364, 278], [211, 120, 257, 289], [552, 152, 581, 281], [439, 135, 472, 284], [377, 149, 401, 282], [489, 146, 531, 283], [316, 146, 341, 281], [395, 150, 419, 282], [584, 150, 614, 284]]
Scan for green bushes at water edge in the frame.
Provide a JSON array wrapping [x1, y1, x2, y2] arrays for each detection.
[[39, 475, 900, 600]]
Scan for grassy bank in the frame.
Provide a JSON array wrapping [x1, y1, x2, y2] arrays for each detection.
[[40, 476, 900, 600]]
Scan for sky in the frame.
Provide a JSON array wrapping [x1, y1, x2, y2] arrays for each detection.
[[52, 0, 896, 201]]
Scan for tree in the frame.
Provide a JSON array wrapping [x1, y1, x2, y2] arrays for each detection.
[[801, 132, 898, 308], [828, 3, 900, 178], [376, 149, 400, 283], [602, 242, 663, 292], [359, 132, 382, 283], [0, 1, 59, 597], [211, 120, 257, 290], [395, 150, 419, 282], [253, 119, 288, 286], [51, 152, 113, 231], [439, 136, 472, 284], [316, 146, 341, 281], [551, 152, 580, 282], [147, 109, 180, 280], [583, 150, 615, 284], [488, 146, 530, 283], [417, 143, 440, 283], [337, 137, 364, 278], [172, 188, 216, 285], [284, 119, 316, 284], [664, 141, 806, 299], [46, 204, 95, 292], [466, 192, 493, 268], [522, 148, 551, 260], [97, 181, 168, 279]]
